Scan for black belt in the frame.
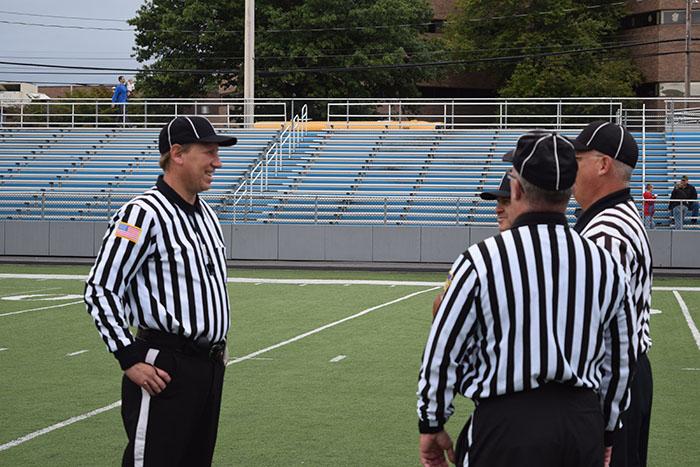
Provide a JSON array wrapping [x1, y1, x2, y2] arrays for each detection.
[[136, 328, 226, 363]]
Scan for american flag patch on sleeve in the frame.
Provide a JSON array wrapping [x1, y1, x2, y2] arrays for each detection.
[[115, 221, 142, 243]]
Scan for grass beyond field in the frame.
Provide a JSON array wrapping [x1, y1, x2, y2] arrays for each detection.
[[0, 264, 698, 466]]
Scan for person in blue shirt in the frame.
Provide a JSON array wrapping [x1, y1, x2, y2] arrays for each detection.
[[111, 75, 128, 124]]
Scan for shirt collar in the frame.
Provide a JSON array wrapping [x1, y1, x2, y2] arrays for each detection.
[[156, 175, 201, 215], [573, 188, 631, 232], [510, 211, 568, 229]]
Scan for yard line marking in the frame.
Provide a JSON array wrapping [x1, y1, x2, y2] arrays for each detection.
[[0, 287, 61, 298], [0, 287, 439, 451], [3, 273, 699, 291], [0, 273, 444, 287], [0, 300, 83, 318], [330, 355, 347, 363], [227, 286, 440, 367], [0, 401, 122, 452], [0, 348, 7, 352], [66, 350, 89, 357], [650, 309, 662, 315], [681, 368, 700, 371], [1, 294, 83, 302], [2, 294, 53, 301], [231, 357, 273, 361], [673, 291, 700, 351]]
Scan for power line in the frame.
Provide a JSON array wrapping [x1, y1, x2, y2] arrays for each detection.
[[0, 1, 629, 35], [0, 9, 127, 22], [0, 37, 690, 78]]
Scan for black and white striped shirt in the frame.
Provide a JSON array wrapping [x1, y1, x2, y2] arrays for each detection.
[[85, 175, 230, 370], [417, 212, 637, 436], [575, 188, 653, 355]]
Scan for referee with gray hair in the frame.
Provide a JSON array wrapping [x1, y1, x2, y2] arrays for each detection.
[[85, 116, 236, 466], [417, 131, 637, 467], [573, 121, 653, 467]]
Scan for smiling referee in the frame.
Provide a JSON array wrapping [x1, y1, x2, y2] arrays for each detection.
[[84, 116, 236, 466], [417, 131, 637, 467]]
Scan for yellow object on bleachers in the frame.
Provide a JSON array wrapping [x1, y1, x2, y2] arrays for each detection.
[[253, 120, 437, 131]]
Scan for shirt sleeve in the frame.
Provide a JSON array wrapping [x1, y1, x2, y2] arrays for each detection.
[[417, 253, 480, 433], [84, 202, 156, 370], [599, 261, 638, 446]]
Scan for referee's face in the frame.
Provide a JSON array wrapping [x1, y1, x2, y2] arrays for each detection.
[[181, 143, 222, 194], [574, 150, 605, 210]]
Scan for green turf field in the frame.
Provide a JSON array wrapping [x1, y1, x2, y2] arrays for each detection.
[[0, 265, 698, 466]]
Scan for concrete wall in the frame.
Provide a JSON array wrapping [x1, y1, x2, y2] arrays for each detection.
[[2, 220, 700, 268]]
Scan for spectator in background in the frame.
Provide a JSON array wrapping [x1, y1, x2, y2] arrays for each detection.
[[670, 176, 695, 229], [643, 183, 657, 229], [127, 78, 136, 98], [685, 176, 698, 224], [111, 75, 128, 124]]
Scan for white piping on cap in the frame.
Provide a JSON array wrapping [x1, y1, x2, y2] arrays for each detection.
[[182, 116, 200, 139], [518, 134, 550, 181], [166, 118, 176, 150], [614, 126, 624, 159], [585, 121, 610, 146]]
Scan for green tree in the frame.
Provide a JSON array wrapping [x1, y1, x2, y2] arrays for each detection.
[[129, 0, 441, 105], [446, 0, 642, 98]]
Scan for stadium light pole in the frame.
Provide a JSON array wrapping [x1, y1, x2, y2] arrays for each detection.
[[244, 0, 255, 127]]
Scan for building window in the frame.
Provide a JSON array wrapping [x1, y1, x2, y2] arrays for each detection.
[[622, 11, 659, 29], [658, 82, 700, 97]]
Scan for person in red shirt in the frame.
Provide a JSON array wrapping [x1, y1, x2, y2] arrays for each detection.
[[643, 184, 657, 229]]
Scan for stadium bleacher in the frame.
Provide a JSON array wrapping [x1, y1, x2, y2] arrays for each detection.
[[0, 125, 698, 227]]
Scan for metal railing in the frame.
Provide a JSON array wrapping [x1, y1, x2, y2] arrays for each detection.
[[4, 191, 695, 230], [0, 98, 287, 128], [3, 96, 700, 132], [228, 105, 309, 217]]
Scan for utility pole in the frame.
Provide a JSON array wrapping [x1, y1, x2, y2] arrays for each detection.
[[244, 0, 255, 126], [685, 1, 700, 98]]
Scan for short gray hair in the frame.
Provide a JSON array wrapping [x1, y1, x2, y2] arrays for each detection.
[[611, 159, 632, 183], [518, 175, 572, 206]]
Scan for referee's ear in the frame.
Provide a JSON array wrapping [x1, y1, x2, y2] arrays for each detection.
[[511, 176, 524, 202], [169, 144, 186, 168]]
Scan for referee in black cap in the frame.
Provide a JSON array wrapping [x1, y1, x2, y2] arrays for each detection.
[[573, 121, 653, 467], [417, 131, 637, 467], [85, 115, 236, 466], [431, 171, 512, 317]]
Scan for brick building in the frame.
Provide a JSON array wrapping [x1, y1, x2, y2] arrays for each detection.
[[426, 0, 700, 98]]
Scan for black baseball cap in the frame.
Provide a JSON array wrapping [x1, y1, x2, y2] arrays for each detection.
[[510, 131, 578, 191], [572, 120, 639, 168], [480, 172, 511, 200], [158, 116, 237, 155]]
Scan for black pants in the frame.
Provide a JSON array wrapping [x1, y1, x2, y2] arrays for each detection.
[[610, 352, 653, 467], [121, 343, 225, 467], [456, 383, 604, 467]]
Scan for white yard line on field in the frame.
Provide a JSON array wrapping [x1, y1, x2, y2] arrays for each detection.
[[673, 291, 700, 351], [227, 286, 440, 366], [330, 355, 347, 363], [0, 401, 122, 452], [0, 300, 84, 318], [0, 286, 438, 452], [0, 287, 61, 299], [3, 273, 700, 291], [66, 350, 89, 357]]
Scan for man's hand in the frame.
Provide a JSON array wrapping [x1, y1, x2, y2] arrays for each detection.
[[419, 431, 455, 467], [604, 446, 612, 467], [432, 292, 445, 318], [125, 362, 171, 396]]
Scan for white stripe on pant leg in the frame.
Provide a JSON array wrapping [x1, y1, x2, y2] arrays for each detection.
[[464, 414, 474, 467], [134, 348, 159, 467]]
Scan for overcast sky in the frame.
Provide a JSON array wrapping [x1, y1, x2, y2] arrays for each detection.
[[0, 0, 146, 86]]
